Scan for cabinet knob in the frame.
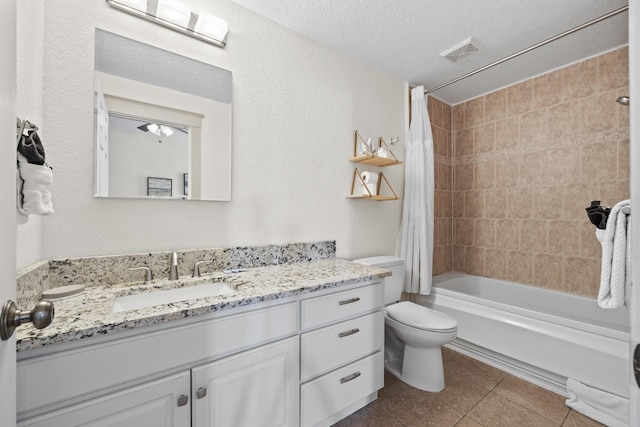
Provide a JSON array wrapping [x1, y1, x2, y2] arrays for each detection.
[[196, 387, 207, 399], [177, 394, 189, 407]]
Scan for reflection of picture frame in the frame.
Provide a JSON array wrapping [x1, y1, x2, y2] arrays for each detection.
[[147, 177, 172, 197], [183, 173, 189, 195]]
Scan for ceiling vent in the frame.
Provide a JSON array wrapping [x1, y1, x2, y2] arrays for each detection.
[[440, 37, 481, 63]]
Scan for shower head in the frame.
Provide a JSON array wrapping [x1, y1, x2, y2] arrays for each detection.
[[616, 96, 630, 106]]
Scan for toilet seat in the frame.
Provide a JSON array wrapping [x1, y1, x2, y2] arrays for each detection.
[[386, 301, 457, 333]]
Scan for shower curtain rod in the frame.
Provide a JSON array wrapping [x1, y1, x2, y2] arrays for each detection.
[[425, 4, 629, 95]]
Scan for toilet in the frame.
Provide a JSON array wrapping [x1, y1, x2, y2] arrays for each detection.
[[354, 256, 457, 392]]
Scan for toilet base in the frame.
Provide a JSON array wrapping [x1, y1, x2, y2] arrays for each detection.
[[384, 346, 444, 393], [404, 345, 445, 392], [384, 345, 445, 392]]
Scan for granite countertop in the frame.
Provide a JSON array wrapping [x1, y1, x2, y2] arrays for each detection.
[[16, 259, 390, 352]]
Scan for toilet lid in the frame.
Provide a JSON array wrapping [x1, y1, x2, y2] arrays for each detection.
[[386, 301, 458, 331]]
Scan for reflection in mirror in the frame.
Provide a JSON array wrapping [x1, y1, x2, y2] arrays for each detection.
[[109, 116, 189, 198], [94, 29, 232, 201]]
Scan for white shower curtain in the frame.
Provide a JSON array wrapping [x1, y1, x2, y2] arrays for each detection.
[[399, 86, 434, 295]]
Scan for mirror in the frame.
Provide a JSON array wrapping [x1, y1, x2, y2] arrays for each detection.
[[94, 29, 232, 201]]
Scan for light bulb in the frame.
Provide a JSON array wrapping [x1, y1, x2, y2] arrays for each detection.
[[147, 123, 160, 135], [156, 0, 191, 27], [195, 12, 228, 41], [160, 126, 174, 136]]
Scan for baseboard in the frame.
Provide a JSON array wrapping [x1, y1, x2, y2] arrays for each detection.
[[446, 339, 569, 398]]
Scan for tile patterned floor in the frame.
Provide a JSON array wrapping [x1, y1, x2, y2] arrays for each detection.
[[333, 347, 605, 427]]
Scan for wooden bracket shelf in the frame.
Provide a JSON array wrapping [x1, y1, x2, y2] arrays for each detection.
[[350, 131, 402, 167], [347, 131, 402, 201], [347, 195, 399, 201], [348, 168, 399, 201]]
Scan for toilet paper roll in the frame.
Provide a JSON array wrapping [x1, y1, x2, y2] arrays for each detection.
[[361, 183, 378, 196], [361, 170, 379, 185]]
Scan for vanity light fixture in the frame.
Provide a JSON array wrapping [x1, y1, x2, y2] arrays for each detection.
[[106, 0, 229, 48]]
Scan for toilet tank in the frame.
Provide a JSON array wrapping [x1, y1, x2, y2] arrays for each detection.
[[353, 256, 404, 305]]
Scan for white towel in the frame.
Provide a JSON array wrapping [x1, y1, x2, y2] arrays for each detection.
[[17, 153, 54, 216], [566, 378, 629, 427], [596, 199, 630, 309]]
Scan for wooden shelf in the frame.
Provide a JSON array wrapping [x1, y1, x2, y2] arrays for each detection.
[[348, 168, 399, 201], [347, 195, 399, 201], [350, 131, 402, 167], [349, 154, 402, 167], [348, 131, 402, 201]]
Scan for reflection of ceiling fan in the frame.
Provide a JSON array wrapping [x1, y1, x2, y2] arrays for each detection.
[[137, 123, 188, 136]]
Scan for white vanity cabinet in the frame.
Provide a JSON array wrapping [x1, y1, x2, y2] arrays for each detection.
[[16, 279, 385, 427], [17, 302, 299, 427], [20, 338, 299, 427], [192, 337, 299, 427], [17, 371, 191, 427], [299, 282, 385, 427]]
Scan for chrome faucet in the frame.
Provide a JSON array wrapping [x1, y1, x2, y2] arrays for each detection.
[[169, 251, 179, 280], [129, 266, 153, 284], [193, 260, 212, 277]]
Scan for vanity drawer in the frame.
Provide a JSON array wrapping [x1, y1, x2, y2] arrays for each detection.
[[301, 282, 383, 330], [301, 311, 383, 381], [300, 351, 383, 427]]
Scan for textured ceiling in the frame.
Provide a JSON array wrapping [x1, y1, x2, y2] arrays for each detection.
[[231, 0, 629, 104]]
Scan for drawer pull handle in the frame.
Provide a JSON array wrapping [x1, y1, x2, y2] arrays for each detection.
[[338, 297, 360, 306], [338, 328, 360, 338], [196, 387, 207, 399], [177, 394, 189, 407], [340, 371, 361, 384]]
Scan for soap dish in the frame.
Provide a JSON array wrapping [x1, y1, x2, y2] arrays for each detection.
[[42, 284, 85, 301]]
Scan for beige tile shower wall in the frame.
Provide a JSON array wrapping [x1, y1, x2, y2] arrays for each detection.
[[428, 96, 453, 275], [450, 46, 630, 297]]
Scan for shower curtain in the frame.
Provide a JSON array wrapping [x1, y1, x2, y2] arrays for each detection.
[[399, 86, 434, 295]]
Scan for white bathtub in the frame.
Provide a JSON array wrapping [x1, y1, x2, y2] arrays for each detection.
[[417, 272, 630, 398]]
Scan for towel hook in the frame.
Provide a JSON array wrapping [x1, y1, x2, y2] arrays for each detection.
[[16, 117, 40, 149], [16, 118, 26, 147]]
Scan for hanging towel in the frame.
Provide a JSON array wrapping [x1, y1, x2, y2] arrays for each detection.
[[17, 130, 46, 165], [17, 152, 54, 216], [566, 378, 629, 427], [596, 199, 630, 308]]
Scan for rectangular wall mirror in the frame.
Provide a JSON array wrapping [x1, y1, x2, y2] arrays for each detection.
[[94, 29, 232, 201]]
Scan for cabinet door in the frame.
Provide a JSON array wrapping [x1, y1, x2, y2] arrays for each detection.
[[192, 337, 299, 427], [19, 372, 190, 427]]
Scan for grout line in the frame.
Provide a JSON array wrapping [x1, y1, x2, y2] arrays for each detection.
[[489, 377, 568, 426]]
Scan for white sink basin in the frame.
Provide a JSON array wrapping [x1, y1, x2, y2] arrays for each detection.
[[112, 282, 236, 313]]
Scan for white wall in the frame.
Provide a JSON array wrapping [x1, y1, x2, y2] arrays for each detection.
[[15, 0, 406, 267]]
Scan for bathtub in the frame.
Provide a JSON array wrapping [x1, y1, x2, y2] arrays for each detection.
[[417, 272, 630, 398]]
